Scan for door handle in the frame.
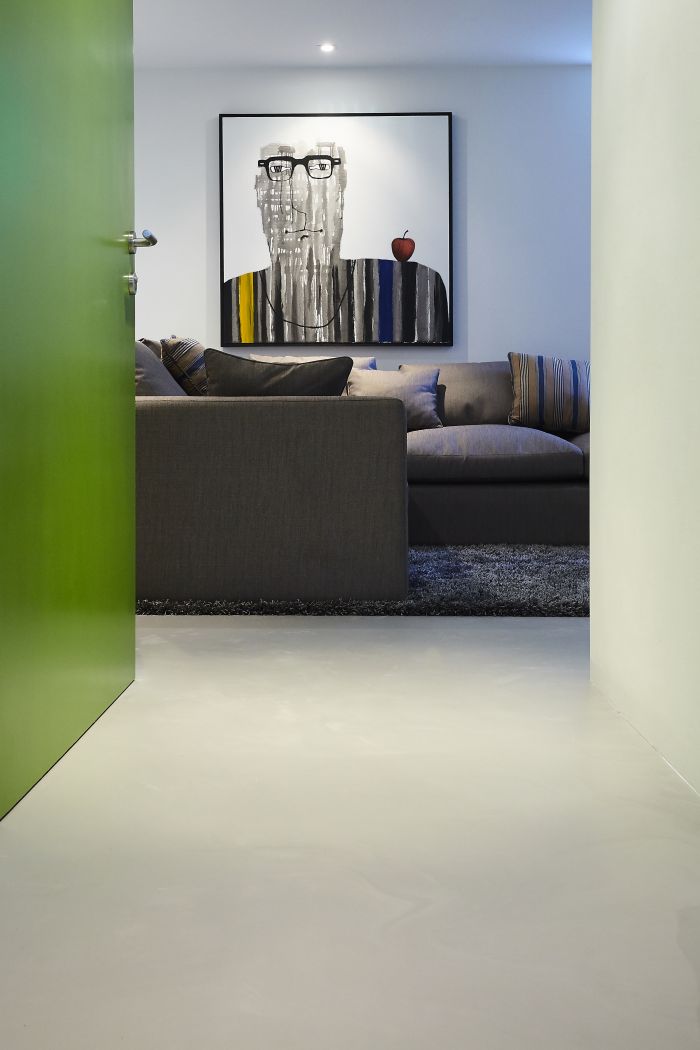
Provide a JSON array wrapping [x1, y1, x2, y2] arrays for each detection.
[[126, 229, 158, 254]]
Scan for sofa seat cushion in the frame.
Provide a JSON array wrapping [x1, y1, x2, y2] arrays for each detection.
[[569, 432, 590, 479], [407, 424, 584, 482]]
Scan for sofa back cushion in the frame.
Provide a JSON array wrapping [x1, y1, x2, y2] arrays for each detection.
[[400, 362, 513, 426]]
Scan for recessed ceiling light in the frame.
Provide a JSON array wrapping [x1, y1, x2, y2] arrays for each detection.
[[319, 42, 335, 53]]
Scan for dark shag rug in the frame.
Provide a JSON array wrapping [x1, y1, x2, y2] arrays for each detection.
[[137, 545, 589, 617]]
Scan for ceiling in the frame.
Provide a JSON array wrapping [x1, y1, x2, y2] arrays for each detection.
[[133, 0, 591, 69]]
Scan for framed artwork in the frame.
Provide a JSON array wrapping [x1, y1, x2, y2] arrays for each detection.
[[219, 112, 453, 347]]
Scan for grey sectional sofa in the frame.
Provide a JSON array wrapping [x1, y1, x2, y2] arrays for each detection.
[[135, 358, 588, 601]]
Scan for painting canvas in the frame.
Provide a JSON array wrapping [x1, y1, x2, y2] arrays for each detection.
[[219, 112, 453, 346]]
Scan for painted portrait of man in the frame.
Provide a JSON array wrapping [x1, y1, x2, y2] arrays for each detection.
[[220, 115, 452, 346]]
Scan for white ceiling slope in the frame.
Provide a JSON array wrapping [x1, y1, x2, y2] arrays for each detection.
[[133, 0, 592, 69]]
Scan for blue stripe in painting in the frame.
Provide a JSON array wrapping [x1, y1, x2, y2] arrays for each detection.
[[378, 260, 394, 343], [537, 355, 545, 427], [571, 360, 580, 430]]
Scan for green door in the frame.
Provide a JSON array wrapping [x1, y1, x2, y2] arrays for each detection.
[[0, 1, 135, 818]]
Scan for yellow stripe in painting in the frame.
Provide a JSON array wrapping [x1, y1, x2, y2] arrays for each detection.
[[239, 273, 254, 343]]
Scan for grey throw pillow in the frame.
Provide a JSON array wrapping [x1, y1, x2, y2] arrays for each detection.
[[346, 368, 442, 431], [204, 351, 353, 397], [251, 353, 376, 387], [250, 354, 377, 370], [135, 341, 187, 396]]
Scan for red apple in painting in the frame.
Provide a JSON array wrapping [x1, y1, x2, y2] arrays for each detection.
[[391, 229, 415, 262]]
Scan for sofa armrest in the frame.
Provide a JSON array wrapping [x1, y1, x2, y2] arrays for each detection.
[[568, 432, 589, 479], [136, 396, 408, 601]]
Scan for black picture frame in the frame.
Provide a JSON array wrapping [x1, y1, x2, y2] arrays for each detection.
[[219, 112, 453, 348]]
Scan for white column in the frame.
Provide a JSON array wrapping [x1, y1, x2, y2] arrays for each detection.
[[591, 0, 700, 787]]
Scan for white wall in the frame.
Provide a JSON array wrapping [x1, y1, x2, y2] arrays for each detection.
[[135, 65, 590, 365], [591, 1, 700, 789]]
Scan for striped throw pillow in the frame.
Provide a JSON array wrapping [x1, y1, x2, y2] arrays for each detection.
[[508, 353, 590, 434], [159, 335, 207, 395]]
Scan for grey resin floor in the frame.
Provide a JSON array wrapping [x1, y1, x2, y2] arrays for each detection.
[[1, 616, 700, 1049]]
